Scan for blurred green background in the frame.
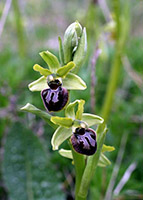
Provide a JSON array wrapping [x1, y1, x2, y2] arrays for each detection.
[[0, 0, 143, 199]]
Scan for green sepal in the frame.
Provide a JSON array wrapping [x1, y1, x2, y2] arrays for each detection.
[[73, 27, 87, 73], [98, 153, 111, 167], [57, 62, 75, 78], [28, 72, 86, 92], [62, 73, 86, 90], [81, 113, 104, 127], [39, 50, 60, 73], [65, 100, 78, 119], [21, 103, 56, 128], [51, 126, 72, 150], [76, 99, 85, 120], [59, 149, 73, 159], [102, 144, 115, 153], [51, 116, 73, 128], [58, 37, 64, 65], [28, 76, 48, 92], [65, 99, 84, 119], [33, 64, 52, 77]]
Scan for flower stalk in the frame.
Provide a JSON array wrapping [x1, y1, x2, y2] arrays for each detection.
[[78, 124, 107, 199], [71, 147, 85, 200], [21, 21, 115, 200]]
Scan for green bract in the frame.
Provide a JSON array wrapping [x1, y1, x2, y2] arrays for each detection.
[[50, 99, 104, 151], [21, 103, 57, 128]]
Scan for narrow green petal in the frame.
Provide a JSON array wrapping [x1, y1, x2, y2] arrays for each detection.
[[33, 64, 52, 76], [51, 116, 73, 128], [102, 144, 115, 153], [57, 62, 75, 78]]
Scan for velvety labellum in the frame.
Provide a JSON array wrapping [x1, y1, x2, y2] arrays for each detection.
[[41, 80, 68, 112], [71, 127, 97, 156]]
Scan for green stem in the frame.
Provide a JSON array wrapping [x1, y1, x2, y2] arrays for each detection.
[[101, 0, 130, 122], [12, 0, 26, 58], [78, 124, 107, 199], [71, 147, 85, 200], [113, 0, 120, 39], [101, 48, 121, 122], [100, 0, 121, 122]]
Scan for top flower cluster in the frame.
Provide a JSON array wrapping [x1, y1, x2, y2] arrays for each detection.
[[28, 21, 88, 113]]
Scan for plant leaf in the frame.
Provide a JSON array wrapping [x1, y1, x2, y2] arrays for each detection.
[[28, 76, 48, 92], [98, 153, 111, 167], [58, 37, 64, 65], [51, 116, 73, 128], [81, 113, 104, 126], [39, 50, 60, 73], [73, 27, 87, 73], [102, 144, 115, 153], [57, 61, 75, 78], [2, 123, 65, 200], [51, 126, 72, 150], [76, 99, 85, 120], [21, 103, 56, 128], [33, 64, 52, 77], [59, 149, 73, 159], [62, 73, 86, 90]]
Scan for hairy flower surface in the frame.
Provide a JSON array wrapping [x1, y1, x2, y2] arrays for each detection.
[[71, 127, 97, 155], [41, 79, 68, 112]]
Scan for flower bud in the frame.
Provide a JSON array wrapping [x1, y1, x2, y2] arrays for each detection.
[[41, 79, 68, 112], [63, 21, 82, 64], [71, 127, 97, 156]]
